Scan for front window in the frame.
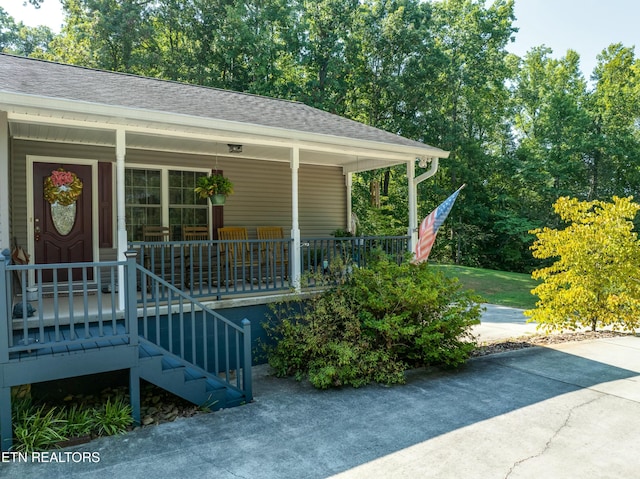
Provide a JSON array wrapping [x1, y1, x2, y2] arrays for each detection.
[[126, 167, 209, 241], [169, 170, 209, 240], [125, 169, 161, 241]]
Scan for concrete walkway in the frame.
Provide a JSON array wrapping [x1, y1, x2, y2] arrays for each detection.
[[3, 306, 640, 479]]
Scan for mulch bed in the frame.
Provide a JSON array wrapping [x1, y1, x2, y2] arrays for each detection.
[[472, 330, 636, 357]]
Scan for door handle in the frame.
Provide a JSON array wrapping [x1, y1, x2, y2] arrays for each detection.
[[34, 225, 40, 241]]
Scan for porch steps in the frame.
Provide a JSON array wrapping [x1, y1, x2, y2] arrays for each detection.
[[137, 339, 245, 411]]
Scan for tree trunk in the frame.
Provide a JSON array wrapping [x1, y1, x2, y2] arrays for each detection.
[[382, 169, 390, 197]]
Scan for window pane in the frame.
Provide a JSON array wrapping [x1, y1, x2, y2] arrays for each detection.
[[169, 170, 182, 188], [125, 168, 162, 241], [168, 170, 209, 240], [169, 187, 182, 204]]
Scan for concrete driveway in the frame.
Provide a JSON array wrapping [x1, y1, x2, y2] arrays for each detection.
[[3, 309, 640, 479]]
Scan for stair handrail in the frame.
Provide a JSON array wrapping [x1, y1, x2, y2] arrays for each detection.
[[133, 253, 252, 399]]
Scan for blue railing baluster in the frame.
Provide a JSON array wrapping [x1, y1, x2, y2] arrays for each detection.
[[2, 256, 252, 399], [0, 250, 10, 363], [37, 269, 44, 344], [82, 267, 90, 339], [67, 266, 74, 340], [191, 307, 196, 365], [213, 318, 219, 375], [179, 300, 184, 359], [224, 323, 230, 383], [235, 329, 240, 389]]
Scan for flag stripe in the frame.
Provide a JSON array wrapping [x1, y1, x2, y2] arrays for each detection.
[[414, 186, 463, 263]]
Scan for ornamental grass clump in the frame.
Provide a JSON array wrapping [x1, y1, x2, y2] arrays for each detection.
[[264, 252, 482, 389]]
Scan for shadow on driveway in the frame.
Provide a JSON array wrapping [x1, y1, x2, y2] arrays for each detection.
[[4, 338, 640, 479]]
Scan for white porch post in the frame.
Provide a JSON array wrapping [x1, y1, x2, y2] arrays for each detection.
[[407, 160, 418, 254], [116, 129, 127, 311], [410, 157, 440, 255], [290, 146, 301, 290], [346, 173, 353, 233], [0, 111, 9, 250]]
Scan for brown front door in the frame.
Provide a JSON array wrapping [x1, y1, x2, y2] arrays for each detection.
[[33, 162, 93, 281]]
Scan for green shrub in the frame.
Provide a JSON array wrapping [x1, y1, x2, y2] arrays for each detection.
[[92, 397, 133, 436], [264, 253, 482, 389], [64, 404, 94, 438], [11, 390, 135, 451], [12, 398, 67, 453]]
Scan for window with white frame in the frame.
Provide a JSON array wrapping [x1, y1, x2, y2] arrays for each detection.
[[168, 170, 209, 240], [125, 167, 209, 241]]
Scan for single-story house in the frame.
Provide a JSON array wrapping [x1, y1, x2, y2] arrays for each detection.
[[0, 53, 448, 450]]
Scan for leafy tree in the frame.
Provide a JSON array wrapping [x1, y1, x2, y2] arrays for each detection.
[[49, 0, 157, 72], [0, 6, 55, 56], [11, 0, 640, 279], [0, 7, 20, 51], [511, 47, 590, 205], [420, 0, 517, 266], [526, 196, 640, 332], [585, 44, 640, 200], [293, 0, 360, 113]]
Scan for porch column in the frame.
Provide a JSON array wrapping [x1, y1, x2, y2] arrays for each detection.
[[410, 157, 440, 255], [290, 146, 301, 290], [346, 173, 353, 233], [407, 160, 418, 254], [0, 111, 9, 250], [116, 129, 127, 311]]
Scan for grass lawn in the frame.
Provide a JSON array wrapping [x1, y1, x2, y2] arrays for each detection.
[[430, 264, 539, 310]]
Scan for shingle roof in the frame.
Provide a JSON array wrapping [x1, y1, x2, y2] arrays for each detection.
[[0, 53, 444, 154]]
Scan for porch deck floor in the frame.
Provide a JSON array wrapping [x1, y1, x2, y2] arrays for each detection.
[[9, 321, 129, 362]]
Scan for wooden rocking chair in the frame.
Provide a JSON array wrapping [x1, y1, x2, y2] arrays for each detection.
[[257, 226, 289, 281], [217, 227, 251, 283]]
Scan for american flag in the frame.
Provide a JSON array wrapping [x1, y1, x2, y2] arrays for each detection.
[[414, 185, 464, 263]]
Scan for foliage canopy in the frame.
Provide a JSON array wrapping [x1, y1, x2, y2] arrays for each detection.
[[525, 196, 640, 332], [2, 1, 640, 272]]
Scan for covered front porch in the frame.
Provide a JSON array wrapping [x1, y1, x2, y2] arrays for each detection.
[[0, 54, 450, 451], [0, 55, 449, 314]]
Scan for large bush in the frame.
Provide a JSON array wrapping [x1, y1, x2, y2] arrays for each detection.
[[264, 254, 482, 389], [526, 196, 640, 332]]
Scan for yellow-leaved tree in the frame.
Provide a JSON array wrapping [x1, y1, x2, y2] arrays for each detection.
[[525, 196, 640, 332]]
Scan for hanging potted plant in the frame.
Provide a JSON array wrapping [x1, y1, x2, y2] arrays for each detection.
[[194, 174, 234, 205]]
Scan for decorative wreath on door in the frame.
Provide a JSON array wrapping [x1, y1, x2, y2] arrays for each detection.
[[43, 168, 83, 206]]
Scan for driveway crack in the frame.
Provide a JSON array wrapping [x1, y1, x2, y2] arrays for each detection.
[[503, 395, 602, 479]]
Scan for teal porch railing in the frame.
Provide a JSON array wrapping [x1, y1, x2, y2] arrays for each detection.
[[135, 260, 252, 394], [300, 235, 409, 273], [130, 235, 410, 301], [130, 238, 292, 301], [0, 250, 252, 451]]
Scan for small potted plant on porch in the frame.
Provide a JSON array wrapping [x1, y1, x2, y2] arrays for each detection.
[[194, 173, 234, 205]]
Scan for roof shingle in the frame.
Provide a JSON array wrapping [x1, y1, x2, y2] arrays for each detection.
[[0, 54, 444, 153]]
